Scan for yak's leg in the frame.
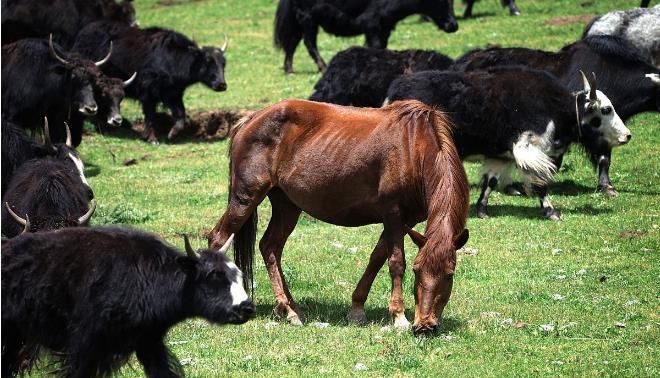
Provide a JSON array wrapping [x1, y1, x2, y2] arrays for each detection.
[[141, 99, 159, 144], [282, 30, 303, 74], [136, 335, 181, 378], [503, 0, 521, 16], [365, 29, 391, 49], [164, 95, 186, 140], [596, 149, 618, 196], [528, 182, 560, 220], [384, 217, 408, 329], [463, 0, 475, 18], [1, 327, 23, 377], [300, 23, 326, 72], [259, 188, 303, 325], [347, 231, 388, 325], [476, 160, 507, 218]]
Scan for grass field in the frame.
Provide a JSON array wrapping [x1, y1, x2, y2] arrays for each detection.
[[30, 0, 660, 376]]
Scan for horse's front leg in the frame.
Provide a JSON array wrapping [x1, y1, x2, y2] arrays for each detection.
[[347, 231, 388, 324], [384, 217, 408, 329]]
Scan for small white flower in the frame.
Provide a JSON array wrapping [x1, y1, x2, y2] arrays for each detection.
[[539, 324, 555, 332], [575, 269, 587, 277], [265, 321, 278, 330], [551, 248, 562, 256], [615, 321, 626, 328], [459, 247, 479, 256], [311, 322, 330, 329], [331, 242, 344, 249], [347, 247, 358, 254], [551, 293, 566, 301], [500, 318, 513, 327], [624, 300, 640, 307], [180, 358, 194, 366], [354, 363, 368, 371], [555, 275, 566, 280], [440, 333, 456, 341]]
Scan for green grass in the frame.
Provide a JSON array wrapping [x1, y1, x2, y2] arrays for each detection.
[[29, 0, 660, 376]]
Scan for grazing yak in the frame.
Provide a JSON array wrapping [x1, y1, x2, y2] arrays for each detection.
[[1, 37, 126, 146], [1, 119, 84, 196], [309, 46, 453, 107], [1, 229, 254, 378], [583, 5, 660, 67], [462, 0, 520, 18], [72, 21, 228, 143], [274, 0, 458, 73], [451, 35, 659, 196], [386, 67, 631, 220], [1, 0, 136, 46], [2, 155, 95, 237]]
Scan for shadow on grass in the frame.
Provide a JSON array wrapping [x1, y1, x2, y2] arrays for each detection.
[[461, 12, 496, 20], [550, 180, 595, 196], [469, 202, 613, 219], [254, 299, 465, 334]]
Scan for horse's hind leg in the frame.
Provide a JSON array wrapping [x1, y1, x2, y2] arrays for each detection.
[[348, 231, 388, 325], [259, 188, 303, 325]]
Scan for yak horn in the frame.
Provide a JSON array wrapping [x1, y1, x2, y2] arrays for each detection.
[[183, 235, 200, 261], [94, 41, 113, 66], [77, 199, 96, 224], [221, 34, 228, 52], [123, 72, 137, 87], [589, 72, 598, 101], [645, 73, 660, 85], [403, 225, 427, 248], [64, 122, 72, 147], [579, 70, 590, 92], [43, 117, 55, 150], [218, 233, 234, 254], [5, 202, 30, 234], [49, 34, 69, 65]]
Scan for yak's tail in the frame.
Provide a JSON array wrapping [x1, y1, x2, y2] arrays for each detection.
[[274, 0, 301, 51]]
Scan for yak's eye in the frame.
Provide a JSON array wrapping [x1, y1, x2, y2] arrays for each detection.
[[601, 106, 613, 115]]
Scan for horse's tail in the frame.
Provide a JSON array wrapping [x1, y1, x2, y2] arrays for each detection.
[[274, 0, 301, 50]]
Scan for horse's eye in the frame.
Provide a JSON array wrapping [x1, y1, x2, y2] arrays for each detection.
[[601, 106, 613, 115]]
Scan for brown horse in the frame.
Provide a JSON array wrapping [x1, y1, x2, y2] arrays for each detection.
[[208, 99, 469, 335]]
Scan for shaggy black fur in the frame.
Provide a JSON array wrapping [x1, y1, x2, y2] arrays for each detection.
[[309, 46, 453, 107], [1, 227, 255, 377]]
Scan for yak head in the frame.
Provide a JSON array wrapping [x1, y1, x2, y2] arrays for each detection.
[[93, 73, 136, 127], [422, 0, 458, 33], [102, 0, 138, 27], [178, 234, 255, 325], [193, 35, 228, 92], [41, 119, 92, 189], [48, 35, 115, 117], [577, 71, 631, 148]]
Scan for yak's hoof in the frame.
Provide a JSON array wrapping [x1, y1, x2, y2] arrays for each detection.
[[511, 10, 521, 16], [504, 184, 524, 196], [543, 208, 561, 221], [599, 185, 619, 197], [477, 207, 489, 219], [346, 308, 368, 325]]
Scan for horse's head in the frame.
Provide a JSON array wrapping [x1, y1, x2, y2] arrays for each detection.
[[407, 226, 469, 335]]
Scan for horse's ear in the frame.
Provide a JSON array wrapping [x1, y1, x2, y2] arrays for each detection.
[[404, 224, 427, 248], [454, 229, 469, 250]]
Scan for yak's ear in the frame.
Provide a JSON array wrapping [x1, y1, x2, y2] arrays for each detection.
[[454, 229, 469, 250], [176, 256, 197, 273]]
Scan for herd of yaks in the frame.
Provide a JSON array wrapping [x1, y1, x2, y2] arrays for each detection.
[[1, 1, 659, 377]]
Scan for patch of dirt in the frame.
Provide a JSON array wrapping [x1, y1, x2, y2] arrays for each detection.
[[545, 14, 595, 27], [130, 109, 253, 141], [619, 229, 648, 239]]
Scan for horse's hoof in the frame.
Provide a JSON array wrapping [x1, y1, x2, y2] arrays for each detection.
[[346, 309, 368, 325], [392, 313, 411, 330], [288, 314, 304, 326]]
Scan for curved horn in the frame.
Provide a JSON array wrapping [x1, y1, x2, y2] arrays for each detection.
[[183, 235, 200, 261], [77, 199, 96, 224], [589, 72, 598, 101], [64, 122, 72, 147], [221, 34, 228, 52], [94, 41, 113, 66], [218, 233, 234, 254], [579, 70, 590, 92], [5, 202, 30, 233], [49, 34, 69, 65], [43, 117, 55, 150], [123, 72, 137, 87]]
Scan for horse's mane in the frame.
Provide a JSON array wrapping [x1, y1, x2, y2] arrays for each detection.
[[389, 100, 469, 272]]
